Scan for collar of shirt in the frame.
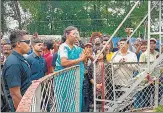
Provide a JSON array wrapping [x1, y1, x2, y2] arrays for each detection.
[[144, 50, 158, 55], [12, 50, 31, 69], [118, 50, 130, 56], [12, 50, 25, 61], [151, 50, 158, 55], [32, 52, 41, 59]]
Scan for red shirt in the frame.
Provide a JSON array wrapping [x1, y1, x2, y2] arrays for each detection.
[[42, 51, 53, 74]]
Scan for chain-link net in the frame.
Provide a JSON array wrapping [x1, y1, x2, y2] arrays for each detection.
[[27, 66, 80, 112], [94, 61, 163, 112], [157, 60, 163, 106]]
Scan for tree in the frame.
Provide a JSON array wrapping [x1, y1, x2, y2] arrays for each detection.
[[9, 0, 22, 29], [1, 0, 27, 34], [18, 0, 160, 38], [1, 0, 8, 34]]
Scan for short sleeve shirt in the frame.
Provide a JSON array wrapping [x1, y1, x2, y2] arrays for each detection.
[[26, 52, 47, 80], [139, 50, 159, 62], [42, 52, 53, 74], [112, 50, 138, 86], [106, 52, 114, 62], [2, 51, 32, 111], [112, 50, 138, 63], [60, 45, 68, 58]]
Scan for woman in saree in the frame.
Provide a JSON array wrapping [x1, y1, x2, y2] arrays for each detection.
[[54, 26, 87, 112]]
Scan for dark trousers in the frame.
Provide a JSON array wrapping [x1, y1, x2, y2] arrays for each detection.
[[82, 97, 89, 112]]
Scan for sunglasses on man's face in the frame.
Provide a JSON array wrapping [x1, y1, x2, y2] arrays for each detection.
[[19, 40, 30, 44]]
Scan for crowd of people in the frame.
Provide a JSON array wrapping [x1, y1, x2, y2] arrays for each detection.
[[1, 26, 163, 112]]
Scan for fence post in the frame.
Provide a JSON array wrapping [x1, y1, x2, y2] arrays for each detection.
[[154, 78, 159, 108], [75, 66, 80, 112], [93, 63, 97, 112], [34, 85, 42, 112], [101, 62, 105, 112], [154, 68, 161, 108]]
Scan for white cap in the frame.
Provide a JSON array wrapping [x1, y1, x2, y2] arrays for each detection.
[[136, 38, 142, 41], [150, 38, 157, 43]]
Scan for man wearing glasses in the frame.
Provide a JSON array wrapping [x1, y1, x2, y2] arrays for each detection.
[[2, 30, 32, 111]]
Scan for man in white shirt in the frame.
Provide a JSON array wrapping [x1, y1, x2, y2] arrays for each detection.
[[112, 38, 138, 63], [112, 38, 138, 88]]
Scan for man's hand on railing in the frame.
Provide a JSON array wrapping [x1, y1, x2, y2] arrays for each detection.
[[96, 83, 102, 89], [144, 74, 155, 85]]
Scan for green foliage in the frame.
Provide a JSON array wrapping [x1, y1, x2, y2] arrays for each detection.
[[19, 0, 155, 38], [154, 105, 163, 112], [19, 0, 41, 20]]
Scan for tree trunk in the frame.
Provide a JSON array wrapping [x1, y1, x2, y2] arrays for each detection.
[[13, 0, 22, 29], [1, 1, 7, 34]]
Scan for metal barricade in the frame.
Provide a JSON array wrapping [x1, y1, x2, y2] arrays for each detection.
[[94, 60, 163, 112], [16, 65, 80, 112]]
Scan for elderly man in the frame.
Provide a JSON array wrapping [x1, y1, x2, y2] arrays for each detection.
[[93, 36, 103, 53]]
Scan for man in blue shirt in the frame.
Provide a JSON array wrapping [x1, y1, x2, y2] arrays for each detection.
[[2, 30, 32, 111], [26, 38, 47, 80]]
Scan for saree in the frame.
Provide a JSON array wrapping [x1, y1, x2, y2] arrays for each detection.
[[54, 43, 84, 112]]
